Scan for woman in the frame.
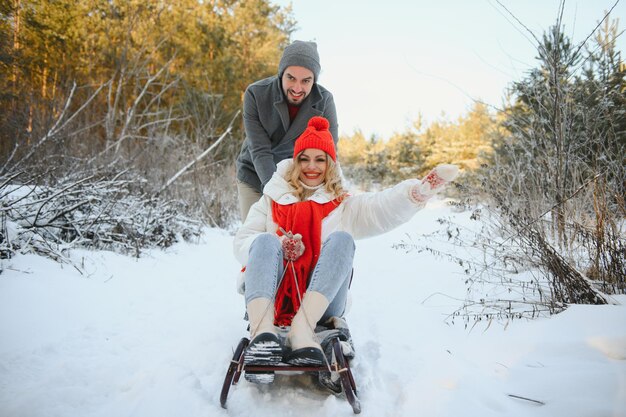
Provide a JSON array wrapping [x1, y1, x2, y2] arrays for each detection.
[[233, 116, 457, 379]]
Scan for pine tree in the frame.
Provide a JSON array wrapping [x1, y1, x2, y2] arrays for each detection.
[[485, 19, 625, 292], [385, 126, 422, 181], [418, 103, 494, 174]]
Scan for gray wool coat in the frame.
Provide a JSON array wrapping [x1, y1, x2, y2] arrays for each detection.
[[236, 75, 338, 193]]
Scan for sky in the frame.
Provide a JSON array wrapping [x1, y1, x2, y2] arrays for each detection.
[[272, 0, 626, 139]]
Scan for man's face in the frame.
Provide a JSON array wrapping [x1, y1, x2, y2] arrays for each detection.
[[281, 66, 314, 106]]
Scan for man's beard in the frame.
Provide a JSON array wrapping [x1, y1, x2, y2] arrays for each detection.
[[285, 89, 307, 106]]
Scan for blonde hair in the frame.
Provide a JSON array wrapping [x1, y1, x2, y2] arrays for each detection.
[[287, 152, 347, 201]]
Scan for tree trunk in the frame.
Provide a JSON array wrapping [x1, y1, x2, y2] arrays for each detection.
[[12, 0, 21, 87]]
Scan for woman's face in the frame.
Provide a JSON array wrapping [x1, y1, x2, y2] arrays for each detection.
[[297, 148, 327, 187]]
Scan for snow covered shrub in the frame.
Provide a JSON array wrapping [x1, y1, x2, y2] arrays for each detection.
[[393, 199, 567, 326], [0, 170, 202, 261]]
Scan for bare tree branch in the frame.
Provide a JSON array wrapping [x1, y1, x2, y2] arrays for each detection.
[[157, 110, 240, 196]]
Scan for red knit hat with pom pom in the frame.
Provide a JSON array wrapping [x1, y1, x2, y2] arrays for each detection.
[[293, 116, 336, 161]]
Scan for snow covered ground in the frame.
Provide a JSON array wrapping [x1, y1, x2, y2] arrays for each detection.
[[1, 200, 625, 417]]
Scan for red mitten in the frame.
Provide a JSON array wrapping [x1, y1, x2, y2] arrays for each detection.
[[410, 164, 459, 202], [280, 233, 305, 261]]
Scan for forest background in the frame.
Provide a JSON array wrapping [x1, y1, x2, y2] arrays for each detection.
[[0, 0, 624, 314]]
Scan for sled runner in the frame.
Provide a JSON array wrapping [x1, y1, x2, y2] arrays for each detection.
[[220, 319, 361, 414]]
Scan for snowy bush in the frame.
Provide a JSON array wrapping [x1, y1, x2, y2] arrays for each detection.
[[393, 201, 561, 326], [0, 170, 202, 262], [393, 196, 613, 328]]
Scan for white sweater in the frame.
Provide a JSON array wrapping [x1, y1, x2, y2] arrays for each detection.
[[233, 159, 425, 265]]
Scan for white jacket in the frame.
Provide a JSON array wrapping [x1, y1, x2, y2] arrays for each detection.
[[233, 159, 425, 266]]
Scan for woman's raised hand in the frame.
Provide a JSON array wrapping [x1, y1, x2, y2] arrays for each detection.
[[410, 164, 459, 202]]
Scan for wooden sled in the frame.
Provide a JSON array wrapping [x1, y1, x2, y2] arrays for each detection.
[[220, 335, 361, 414]]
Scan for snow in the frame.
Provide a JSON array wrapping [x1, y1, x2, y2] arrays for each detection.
[[1, 200, 625, 417]]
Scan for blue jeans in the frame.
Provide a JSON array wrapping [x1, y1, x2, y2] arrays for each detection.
[[245, 231, 355, 322]]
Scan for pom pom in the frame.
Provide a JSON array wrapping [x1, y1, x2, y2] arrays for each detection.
[[308, 116, 330, 131]]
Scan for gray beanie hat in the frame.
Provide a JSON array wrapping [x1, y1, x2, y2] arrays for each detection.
[[278, 40, 321, 81]]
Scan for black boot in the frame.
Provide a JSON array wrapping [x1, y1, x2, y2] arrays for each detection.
[[284, 346, 326, 366], [244, 332, 283, 366], [243, 332, 283, 384]]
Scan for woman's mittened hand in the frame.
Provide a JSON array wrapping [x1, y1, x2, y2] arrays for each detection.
[[410, 164, 459, 203], [280, 233, 305, 261]]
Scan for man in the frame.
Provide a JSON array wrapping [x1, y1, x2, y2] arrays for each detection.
[[235, 40, 338, 221]]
